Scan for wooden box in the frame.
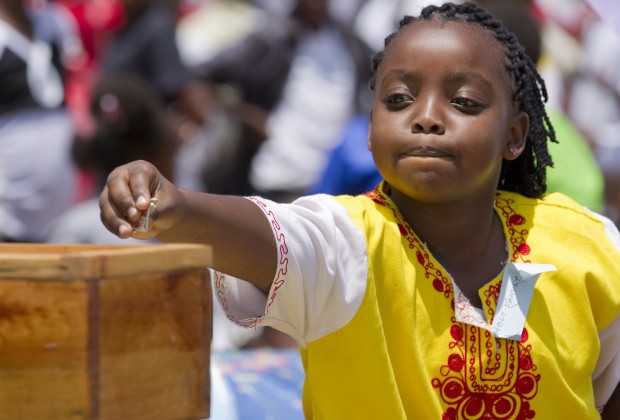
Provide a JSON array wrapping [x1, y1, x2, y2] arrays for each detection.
[[0, 243, 213, 420]]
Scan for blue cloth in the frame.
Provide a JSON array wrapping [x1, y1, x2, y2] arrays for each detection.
[[311, 114, 382, 196], [210, 348, 305, 420]]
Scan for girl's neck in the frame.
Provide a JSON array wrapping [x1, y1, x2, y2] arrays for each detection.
[[391, 188, 508, 306], [392, 190, 498, 253]]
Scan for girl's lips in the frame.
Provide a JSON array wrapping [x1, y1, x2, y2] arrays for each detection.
[[404, 146, 451, 158]]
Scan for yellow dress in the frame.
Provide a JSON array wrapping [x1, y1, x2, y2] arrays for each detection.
[[298, 187, 620, 419]]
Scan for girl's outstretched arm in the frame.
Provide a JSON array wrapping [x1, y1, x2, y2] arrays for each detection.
[[99, 160, 277, 294]]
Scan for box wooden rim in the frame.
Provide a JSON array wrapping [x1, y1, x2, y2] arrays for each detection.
[[0, 243, 213, 280]]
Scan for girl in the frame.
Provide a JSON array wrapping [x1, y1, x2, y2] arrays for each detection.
[[99, 3, 620, 418]]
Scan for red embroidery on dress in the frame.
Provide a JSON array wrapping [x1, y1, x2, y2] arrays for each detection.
[[214, 197, 289, 328], [368, 186, 540, 418], [483, 282, 502, 321], [495, 194, 531, 263], [431, 325, 540, 419], [246, 197, 289, 311], [366, 187, 453, 299], [214, 271, 229, 311]]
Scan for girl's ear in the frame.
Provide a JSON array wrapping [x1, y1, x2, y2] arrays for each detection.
[[503, 111, 529, 160]]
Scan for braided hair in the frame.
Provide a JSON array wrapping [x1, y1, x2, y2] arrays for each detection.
[[369, 2, 556, 198]]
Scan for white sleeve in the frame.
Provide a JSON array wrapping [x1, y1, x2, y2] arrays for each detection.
[[213, 195, 368, 348], [593, 315, 620, 411], [591, 211, 620, 411]]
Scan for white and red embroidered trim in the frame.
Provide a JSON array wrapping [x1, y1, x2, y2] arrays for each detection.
[[246, 197, 290, 312], [213, 197, 290, 329]]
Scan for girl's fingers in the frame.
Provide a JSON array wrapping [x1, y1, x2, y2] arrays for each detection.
[[99, 185, 134, 238], [127, 161, 158, 211], [100, 161, 160, 238], [105, 168, 143, 222]]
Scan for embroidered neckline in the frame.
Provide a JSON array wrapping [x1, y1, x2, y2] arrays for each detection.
[[366, 184, 531, 321]]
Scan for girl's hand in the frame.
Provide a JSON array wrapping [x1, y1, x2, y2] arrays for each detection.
[[99, 160, 182, 240]]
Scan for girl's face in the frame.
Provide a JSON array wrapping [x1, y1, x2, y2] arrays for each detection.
[[369, 20, 528, 205]]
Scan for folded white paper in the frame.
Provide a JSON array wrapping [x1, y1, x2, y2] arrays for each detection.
[[491, 262, 557, 340]]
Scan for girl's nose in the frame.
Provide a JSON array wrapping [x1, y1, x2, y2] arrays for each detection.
[[411, 97, 445, 135]]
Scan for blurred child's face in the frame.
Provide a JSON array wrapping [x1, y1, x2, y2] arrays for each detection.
[[369, 20, 528, 204], [293, 0, 329, 29]]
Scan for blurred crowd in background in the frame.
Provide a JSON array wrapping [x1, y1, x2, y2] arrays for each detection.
[[1, 0, 619, 417], [1, 0, 618, 244]]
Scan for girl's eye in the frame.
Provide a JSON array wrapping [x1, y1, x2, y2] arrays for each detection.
[[384, 93, 412, 108], [451, 97, 481, 110]]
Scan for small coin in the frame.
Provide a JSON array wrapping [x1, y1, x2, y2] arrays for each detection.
[[135, 198, 158, 233]]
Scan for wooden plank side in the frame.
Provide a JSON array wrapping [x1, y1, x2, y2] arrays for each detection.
[[98, 269, 211, 420], [0, 280, 90, 420], [0, 244, 213, 420], [0, 244, 213, 280], [62, 245, 213, 280], [0, 253, 67, 279]]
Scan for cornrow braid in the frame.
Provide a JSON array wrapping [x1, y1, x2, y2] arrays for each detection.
[[369, 2, 557, 198]]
